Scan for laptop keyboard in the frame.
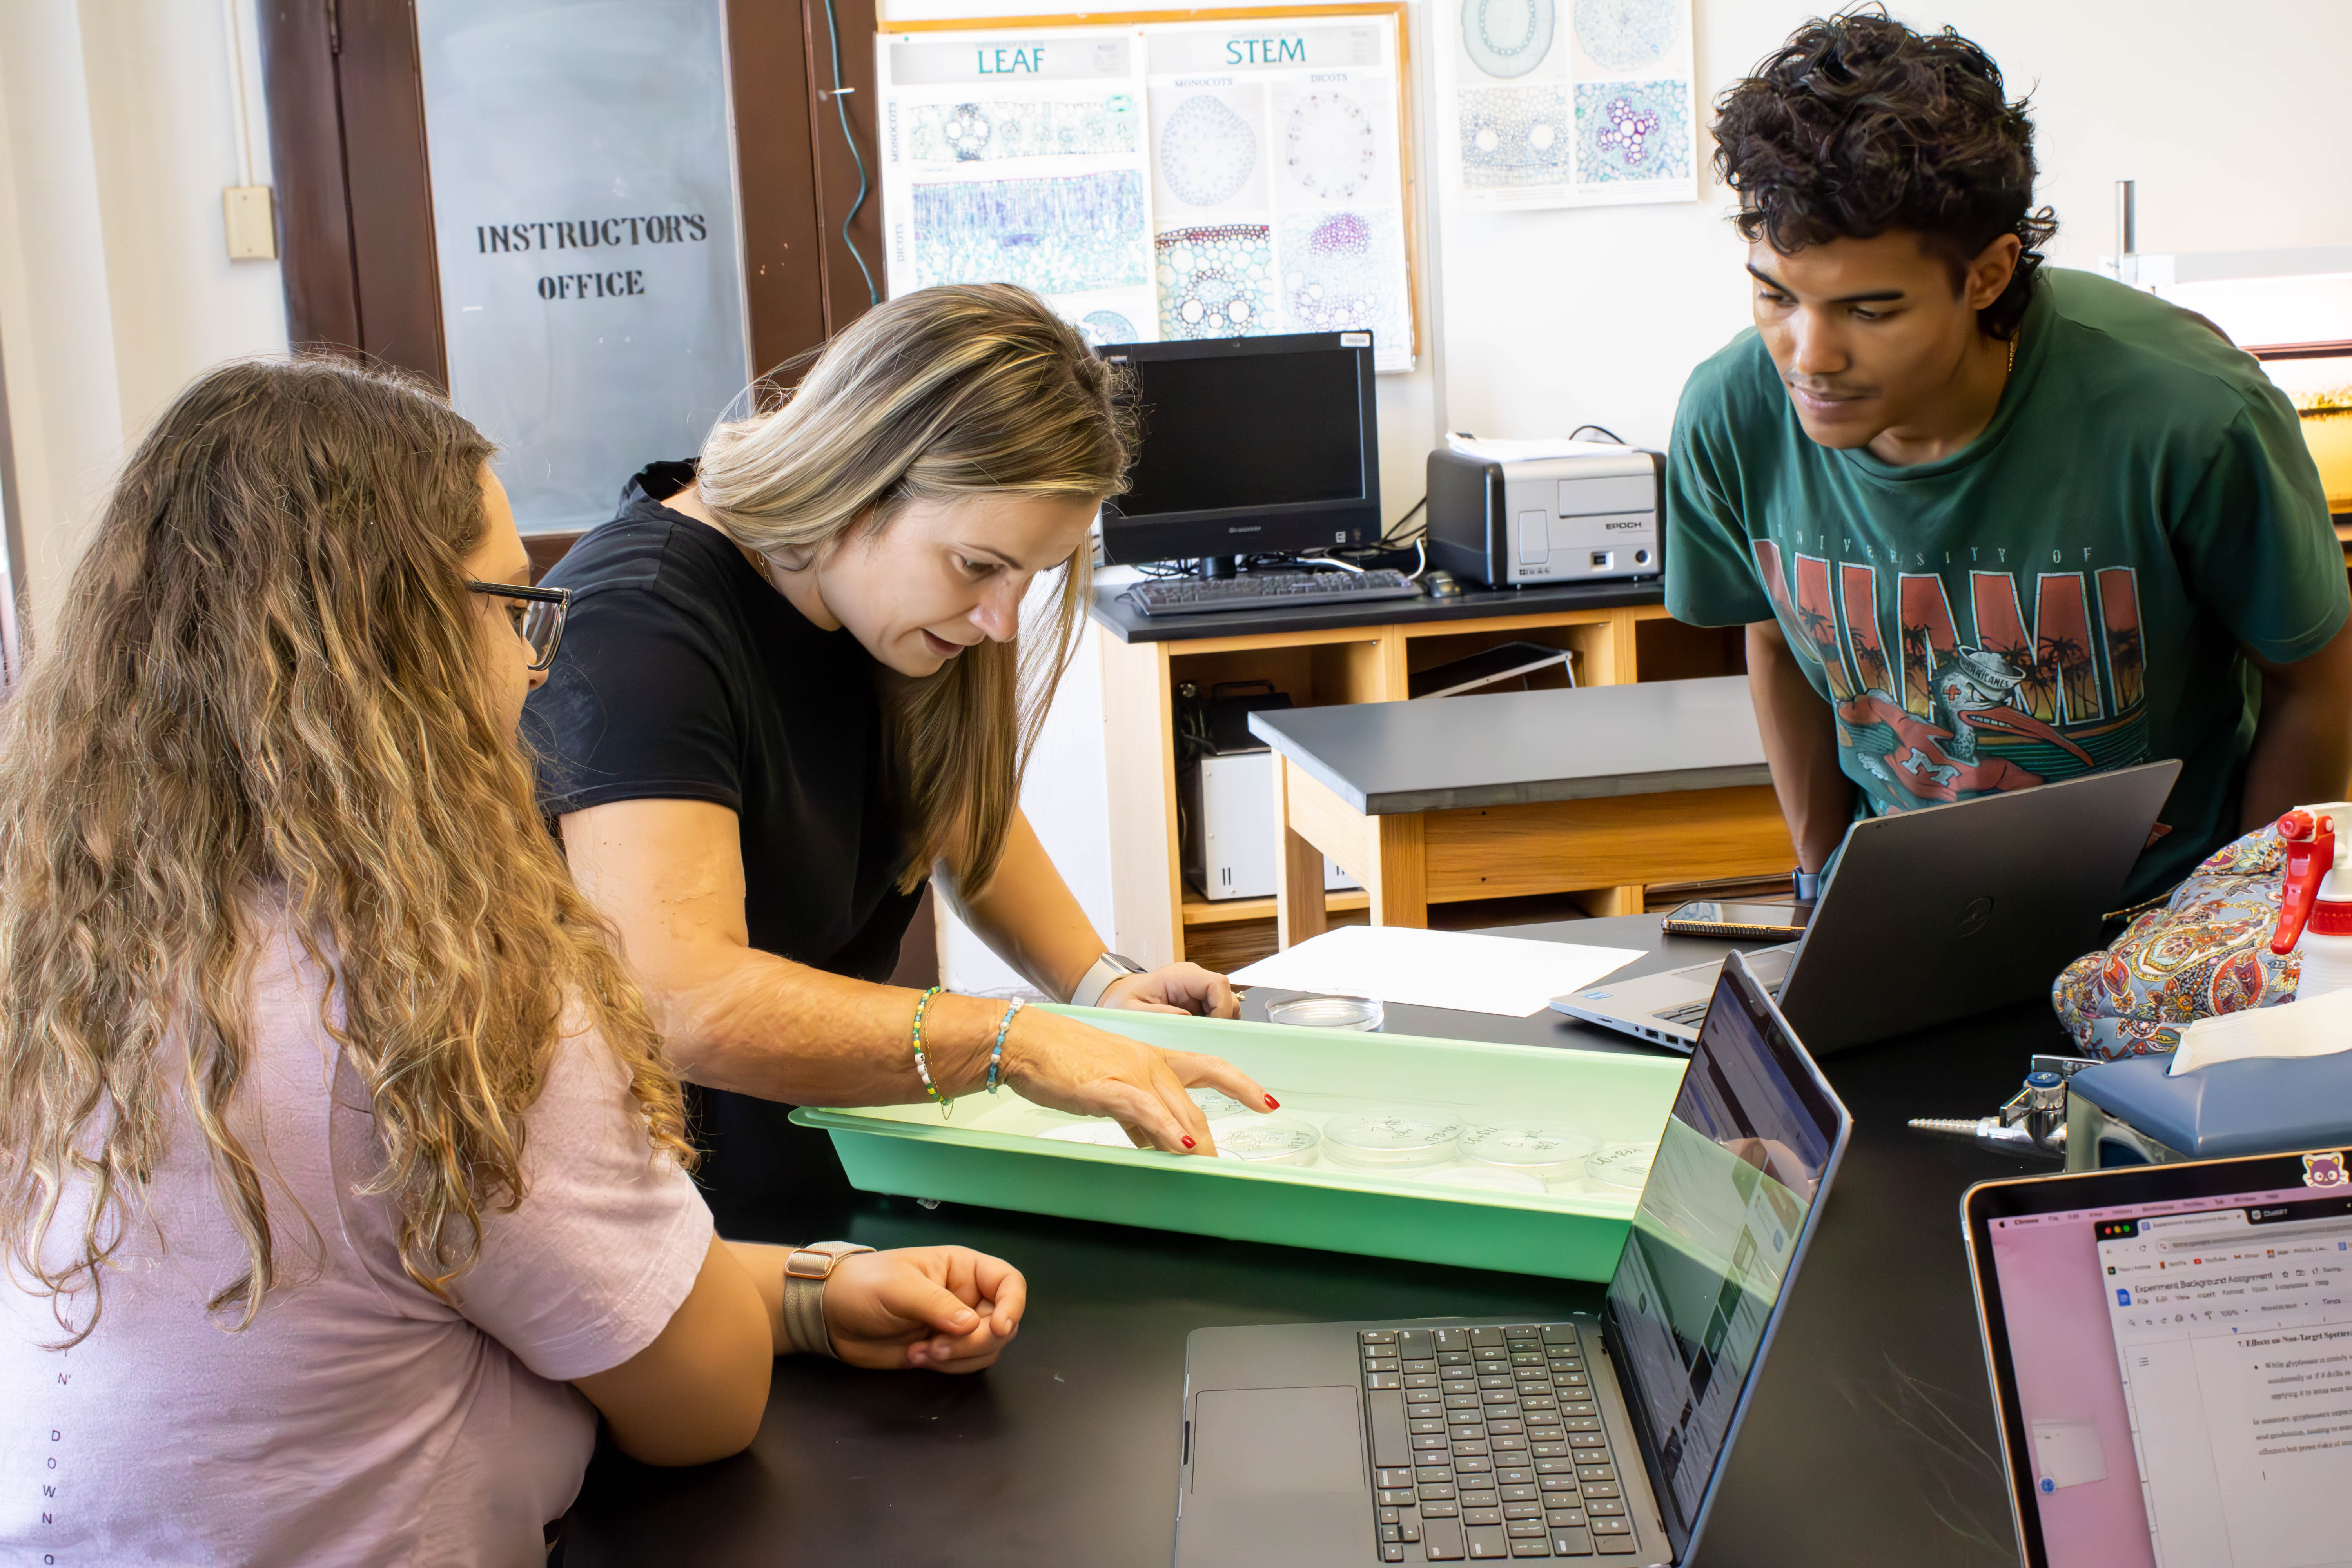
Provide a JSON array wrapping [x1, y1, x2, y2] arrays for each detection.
[[1653, 978, 1783, 1031], [1359, 1324, 1639, 1561]]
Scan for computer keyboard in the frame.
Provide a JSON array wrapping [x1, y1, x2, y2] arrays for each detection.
[[1654, 979, 1782, 1030], [1359, 1323, 1639, 1560], [1129, 569, 1422, 617]]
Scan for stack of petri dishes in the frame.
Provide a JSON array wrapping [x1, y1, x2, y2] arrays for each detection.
[[1264, 993, 1385, 1031], [1454, 1121, 1600, 1190], [1320, 1107, 1468, 1171], [1582, 1141, 1657, 1197], [1209, 1115, 1324, 1165]]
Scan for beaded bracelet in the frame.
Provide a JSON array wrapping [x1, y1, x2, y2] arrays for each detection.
[[987, 998, 1025, 1094], [909, 985, 950, 1118]]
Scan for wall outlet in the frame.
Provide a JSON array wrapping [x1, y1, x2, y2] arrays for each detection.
[[223, 185, 276, 261]]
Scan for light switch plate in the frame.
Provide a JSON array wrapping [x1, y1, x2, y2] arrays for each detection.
[[223, 185, 276, 261]]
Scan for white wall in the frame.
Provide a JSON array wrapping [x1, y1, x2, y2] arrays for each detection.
[[1437, 0, 2352, 449], [0, 0, 289, 636]]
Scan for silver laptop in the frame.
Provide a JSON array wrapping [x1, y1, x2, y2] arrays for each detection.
[[1551, 760, 2181, 1055], [1173, 951, 1851, 1566], [1962, 1145, 2352, 1568]]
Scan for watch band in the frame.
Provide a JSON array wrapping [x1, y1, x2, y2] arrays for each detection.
[[782, 1241, 874, 1358], [1069, 951, 1147, 1009], [1791, 866, 1823, 902]]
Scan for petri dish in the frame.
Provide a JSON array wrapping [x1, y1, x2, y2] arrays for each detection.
[[1457, 1121, 1601, 1181], [1265, 993, 1385, 1031], [1321, 1106, 1467, 1169], [1412, 1163, 1549, 1194], [1210, 1115, 1322, 1165], [1584, 1142, 1657, 1195], [1189, 1087, 1252, 1119], [1040, 1121, 1138, 1149]]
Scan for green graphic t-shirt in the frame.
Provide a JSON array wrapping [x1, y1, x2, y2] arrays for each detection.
[[1666, 268, 2347, 906]]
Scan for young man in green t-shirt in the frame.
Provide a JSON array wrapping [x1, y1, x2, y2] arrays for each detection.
[[1665, 14, 2352, 909]]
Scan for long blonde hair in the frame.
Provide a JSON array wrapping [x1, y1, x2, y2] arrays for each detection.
[[0, 357, 690, 1341], [697, 283, 1132, 893]]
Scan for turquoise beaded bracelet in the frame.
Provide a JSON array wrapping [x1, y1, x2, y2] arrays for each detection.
[[909, 985, 949, 1118], [987, 998, 1024, 1094]]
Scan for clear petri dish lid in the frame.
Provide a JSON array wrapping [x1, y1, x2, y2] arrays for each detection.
[[1411, 1163, 1550, 1194], [1584, 1142, 1658, 1193], [1458, 1121, 1601, 1178], [1210, 1115, 1322, 1165], [1189, 1086, 1252, 1119], [1265, 993, 1385, 1031], [1039, 1121, 1138, 1148], [1322, 1106, 1468, 1168]]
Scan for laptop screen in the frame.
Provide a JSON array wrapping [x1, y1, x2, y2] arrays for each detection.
[[1604, 954, 1847, 1558], [1972, 1163, 2352, 1568]]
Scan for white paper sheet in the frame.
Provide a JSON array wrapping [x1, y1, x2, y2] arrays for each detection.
[[2168, 984, 2352, 1075], [1445, 434, 1642, 463], [1228, 924, 1642, 1017]]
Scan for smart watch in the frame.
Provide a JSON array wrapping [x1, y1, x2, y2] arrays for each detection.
[[1069, 951, 1148, 1009], [1791, 866, 1823, 902], [782, 1241, 875, 1358]]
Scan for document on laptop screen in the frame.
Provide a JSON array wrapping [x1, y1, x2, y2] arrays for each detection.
[[1986, 1185, 2352, 1568]]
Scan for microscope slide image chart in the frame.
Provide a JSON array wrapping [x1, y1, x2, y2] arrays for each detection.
[[878, 15, 1414, 367], [1145, 15, 1412, 368], [1440, 0, 1695, 207], [879, 28, 1160, 346]]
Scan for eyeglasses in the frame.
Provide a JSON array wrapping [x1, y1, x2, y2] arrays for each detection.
[[465, 580, 570, 671]]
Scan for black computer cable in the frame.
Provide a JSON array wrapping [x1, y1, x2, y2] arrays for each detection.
[[818, 0, 880, 306]]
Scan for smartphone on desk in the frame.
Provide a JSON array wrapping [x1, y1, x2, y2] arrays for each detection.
[[1660, 899, 1812, 940]]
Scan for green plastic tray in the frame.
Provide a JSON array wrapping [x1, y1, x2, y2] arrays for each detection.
[[791, 1007, 1686, 1282]]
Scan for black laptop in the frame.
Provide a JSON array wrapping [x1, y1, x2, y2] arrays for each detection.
[[1553, 760, 2182, 1054], [1173, 951, 1854, 1565], [1964, 1147, 2352, 1568]]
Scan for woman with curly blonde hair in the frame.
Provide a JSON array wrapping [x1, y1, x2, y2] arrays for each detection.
[[0, 358, 1024, 1564]]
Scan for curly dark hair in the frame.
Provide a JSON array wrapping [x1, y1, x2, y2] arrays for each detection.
[[1713, 10, 2057, 340]]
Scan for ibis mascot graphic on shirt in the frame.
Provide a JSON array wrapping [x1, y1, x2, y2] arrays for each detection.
[[1753, 538, 2151, 809]]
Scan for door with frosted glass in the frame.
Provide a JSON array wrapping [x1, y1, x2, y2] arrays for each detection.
[[257, 0, 882, 537]]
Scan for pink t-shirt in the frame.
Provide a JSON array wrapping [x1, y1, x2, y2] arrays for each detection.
[[0, 922, 713, 1566]]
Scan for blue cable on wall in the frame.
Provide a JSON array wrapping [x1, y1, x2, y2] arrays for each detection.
[[818, 0, 881, 306]]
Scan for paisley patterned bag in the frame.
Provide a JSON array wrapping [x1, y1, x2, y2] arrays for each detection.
[[2051, 822, 2300, 1060]]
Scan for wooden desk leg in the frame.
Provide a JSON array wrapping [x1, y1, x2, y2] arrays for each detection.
[[1371, 815, 1429, 929], [1571, 886, 1644, 918], [1274, 759, 1328, 949]]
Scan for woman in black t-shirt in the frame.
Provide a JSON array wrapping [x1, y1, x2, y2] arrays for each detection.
[[532, 285, 1272, 1212]]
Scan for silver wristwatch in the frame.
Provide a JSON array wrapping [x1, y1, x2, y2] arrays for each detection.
[[1069, 951, 1148, 1009], [782, 1241, 874, 1358]]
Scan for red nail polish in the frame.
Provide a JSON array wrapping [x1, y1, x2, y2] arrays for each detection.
[[1265, 1094, 1281, 1109], [1182, 1135, 1196, 1149]]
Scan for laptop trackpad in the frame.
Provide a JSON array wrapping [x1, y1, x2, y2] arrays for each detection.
[[1192, 1387, 1365, 1495]]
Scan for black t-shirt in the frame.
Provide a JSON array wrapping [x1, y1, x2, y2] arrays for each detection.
[[527, 461, 922, 1224]]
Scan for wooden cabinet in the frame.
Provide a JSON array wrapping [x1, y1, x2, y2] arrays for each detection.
[[1097, 595, 1745, 969]]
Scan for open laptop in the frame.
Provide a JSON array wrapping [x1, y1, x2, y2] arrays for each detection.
[[1173, 951, 1852, 1566], [1962, 1147, 2352, 1568], [1552, 760, 2181, 1055]]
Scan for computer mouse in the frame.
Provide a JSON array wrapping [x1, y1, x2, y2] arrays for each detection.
[[1423, 570, 1464, 597]]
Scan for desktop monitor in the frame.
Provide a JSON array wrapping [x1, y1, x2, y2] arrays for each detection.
[[1096, 331, 1381, 567]]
